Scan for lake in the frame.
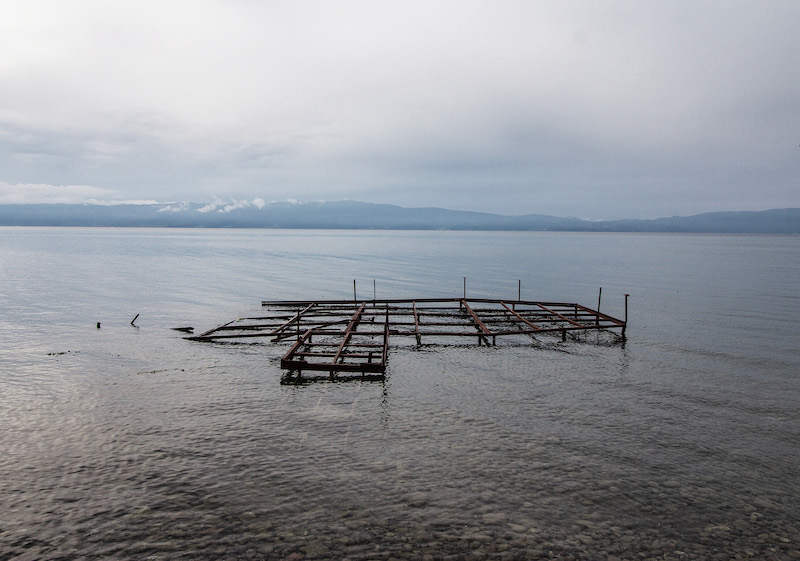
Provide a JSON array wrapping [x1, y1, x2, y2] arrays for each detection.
[[1, 227, 798, 560]]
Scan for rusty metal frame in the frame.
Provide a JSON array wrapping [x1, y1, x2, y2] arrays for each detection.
[[189, 297, 627, 380]]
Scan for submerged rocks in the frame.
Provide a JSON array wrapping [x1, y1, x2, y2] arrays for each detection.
[[406, 492, 430, 508]]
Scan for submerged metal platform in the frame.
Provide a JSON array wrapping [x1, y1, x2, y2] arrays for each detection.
[[189, 297, 627, 380]]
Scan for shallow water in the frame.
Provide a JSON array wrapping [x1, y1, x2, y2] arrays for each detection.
[[1, 228, 798, 560]]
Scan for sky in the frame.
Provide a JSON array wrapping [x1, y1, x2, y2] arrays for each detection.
[[1, 1, 799, 219]]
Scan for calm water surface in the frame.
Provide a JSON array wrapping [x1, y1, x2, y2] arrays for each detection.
[[1, 228, 798, 560]]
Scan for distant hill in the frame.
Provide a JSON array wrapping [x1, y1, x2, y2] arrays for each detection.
[[0, 201, 798, 233]]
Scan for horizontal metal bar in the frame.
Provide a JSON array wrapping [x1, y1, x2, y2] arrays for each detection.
[[280, 360, 386, 373]]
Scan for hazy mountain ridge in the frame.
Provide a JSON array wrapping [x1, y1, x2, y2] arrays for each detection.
[[1, 201, 798, 233]]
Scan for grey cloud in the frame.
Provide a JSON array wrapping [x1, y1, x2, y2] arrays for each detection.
[[1, 1, 799, 218]]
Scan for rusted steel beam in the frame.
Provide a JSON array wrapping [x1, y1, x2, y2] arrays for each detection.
[[460, 300, 492, 335], [274, 324, 621, 339], [292, 351, 378, 359], [193, 318, 238, 339], [331, 303, 366, 366], [295, 341, 385, 348], [263, 297, 593, 307], [573, 303, 626, 326], [535, 303, 587, 328], [412, 301, 421, 345], [236, 313, 304, 321], [196, 305, 351, 342], [380, 315, 389, 366], [212, 323, 285, 331], [268, 302, 316, 337], [489, 324, 620, 336], [270, 317, 354, 341], [280, 328, 314, 368], [190, 331, 284, 341], [501, 302, 543, 331], [280, 360, 385, 373]]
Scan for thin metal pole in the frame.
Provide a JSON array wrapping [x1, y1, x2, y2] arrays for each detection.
[[623, 293, 629, 338], [518, 279, 521, 301], [373, 279, 376, 301], [353, 279, 357, 302], [594, 286, 603, 325], [595, 286, 603, 325], [463, 277, 466, 299]]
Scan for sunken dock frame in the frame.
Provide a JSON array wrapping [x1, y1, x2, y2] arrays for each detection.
[[188, 297, 627, 381]]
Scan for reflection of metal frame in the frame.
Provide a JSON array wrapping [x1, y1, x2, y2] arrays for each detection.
[[189, 298, 627, 380]]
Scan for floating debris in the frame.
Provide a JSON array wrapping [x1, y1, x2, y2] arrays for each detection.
[[171, 326, 194, 333], [189, 297, 627, 382]]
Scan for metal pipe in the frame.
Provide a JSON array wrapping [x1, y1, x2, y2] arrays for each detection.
[[596, 287, 602, 326], [622, 293, 629, 338], [625, 293, 629, 323]]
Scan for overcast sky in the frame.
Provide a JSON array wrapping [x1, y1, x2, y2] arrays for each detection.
[[1, 1, 798, 219]]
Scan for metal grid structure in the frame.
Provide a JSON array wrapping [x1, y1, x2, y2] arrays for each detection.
[[189, 297, 627, 380]]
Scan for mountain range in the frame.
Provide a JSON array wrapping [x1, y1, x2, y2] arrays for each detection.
[[1, 201, 798, 233]]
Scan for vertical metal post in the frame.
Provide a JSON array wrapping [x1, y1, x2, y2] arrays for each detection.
[[463, 277, 466, 299], [373, 279, 376, 301], [622, 293, 629, 338], [518, 279, 521, 301], [595, 286, 603, 325], [353, 279, 357, 302], [625, 293, 629, 323]]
